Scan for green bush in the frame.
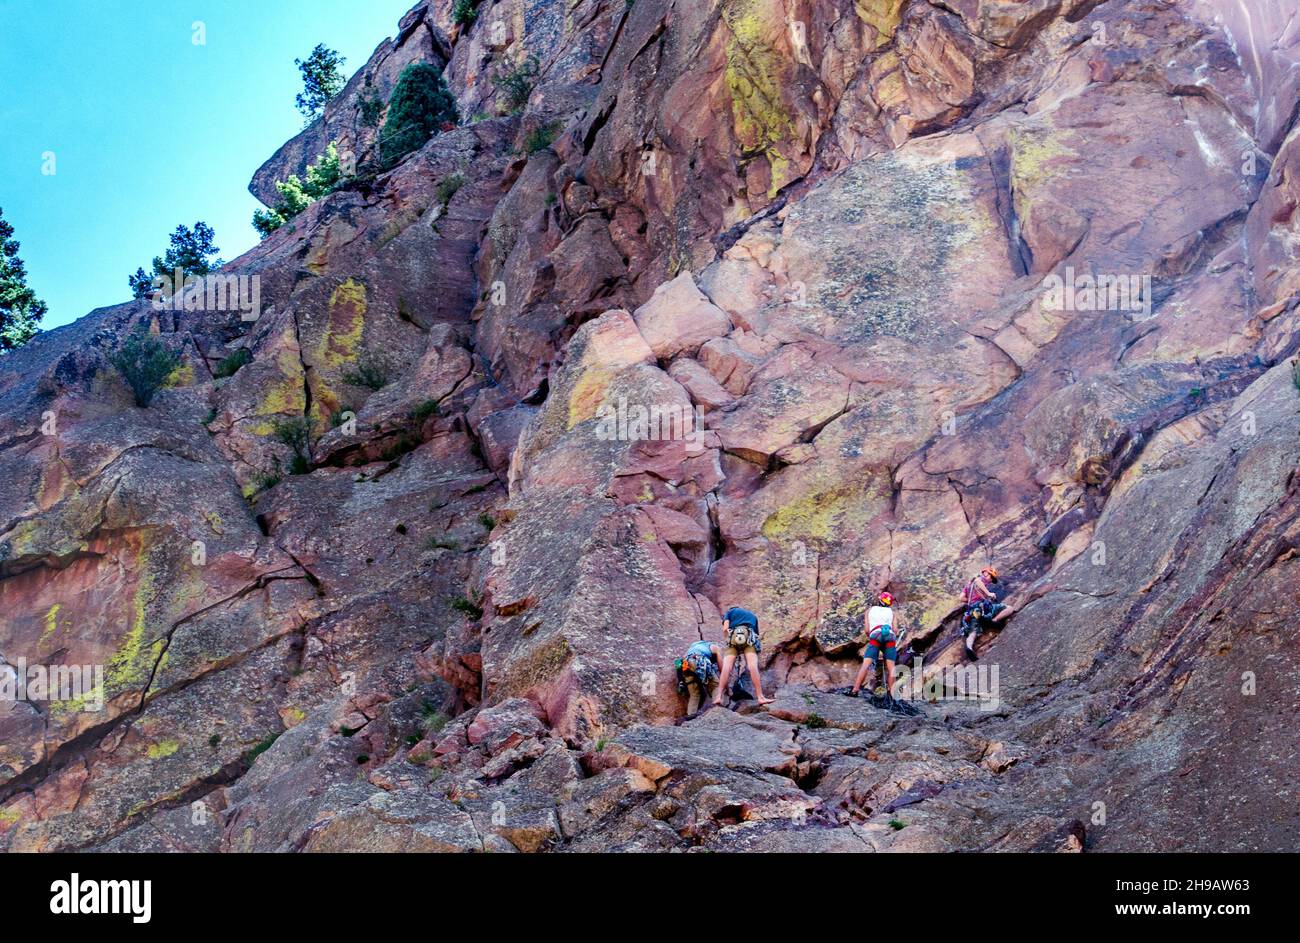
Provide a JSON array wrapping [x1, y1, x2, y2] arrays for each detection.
[[435, 173, 465, 206], [358, 87, 385, 127], [253, 459, 283, 493], [244, 733, 282, 764], [253, 143, 343, 237], [451, 0, 479, 28], [493, 56, 539, 113], [271, 416, 312, 474], [341, 354, 390, 390], [213, 347, 252, 378], [411, 398, 441, 422], [378, 64, 459, 169], [523, 121, 560, 154], [451, 596, 483, 619], [379, 434, 418, 462], [419, 702, 449, 735], [111, 328, 180, 407]]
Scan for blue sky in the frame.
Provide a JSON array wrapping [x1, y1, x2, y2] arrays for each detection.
[[0, 0, 415, 331]]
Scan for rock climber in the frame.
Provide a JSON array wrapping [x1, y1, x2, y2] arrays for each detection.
[[851, 591, 901, 698], [712, 605, 775, 707], [960, 566, 1014, 659], [675, 639, 722, 716]]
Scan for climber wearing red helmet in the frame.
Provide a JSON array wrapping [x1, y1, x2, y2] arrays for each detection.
[[851, 591, 902, 699], [960, 566, 1014, 659]]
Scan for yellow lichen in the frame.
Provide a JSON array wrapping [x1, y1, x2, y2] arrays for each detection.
[[723, 0, 798, 197], [39, 604, 61, 645], [1010, 127, 1071, 194], [248, 321, 308, 435], [164, 363, 195, 388], [146, 739, 181, 760], [106, 534, 166, 692], [318, 279, 368, 369], [567, 367, 614, 430], [305, 278, 369, 431], [49, 683, 102, 716], [4, 519, 41, 557], [855, 0, 905, 49], [761, 478, 887, 542]]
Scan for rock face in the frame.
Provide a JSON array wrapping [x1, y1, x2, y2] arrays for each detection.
[[1, 0, 1298, 852]]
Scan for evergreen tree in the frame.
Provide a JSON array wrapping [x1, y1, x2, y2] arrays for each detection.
[[0, 206, 47, 351], [110, 328, 180, 407], [130, 222, 222, 298], [295, 44, 346, 121], [378, 64, 458, 169]]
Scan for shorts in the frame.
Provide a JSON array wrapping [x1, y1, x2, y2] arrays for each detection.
[[724, 626, 760, 658], [963, 600, 1006, 635], [865, 627, 897, 663], [685, 679, 719, 714]]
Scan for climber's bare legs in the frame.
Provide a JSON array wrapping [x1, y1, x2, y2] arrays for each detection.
[[746, 650, 773, 704], [712, 653, 736, 705], [850, 657, 872, 695]]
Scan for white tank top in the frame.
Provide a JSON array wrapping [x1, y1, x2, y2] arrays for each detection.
[[868, 606, 894, 631]]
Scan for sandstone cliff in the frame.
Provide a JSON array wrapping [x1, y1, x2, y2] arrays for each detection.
[[1, 0, 1297, 852]]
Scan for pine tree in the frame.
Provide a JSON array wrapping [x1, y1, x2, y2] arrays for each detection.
[[129, 222, 223, 298], [110, 328, 179, 407], [378, 64, 458, 169], [295, 44, 346, 121], [0, 206, 47, 351]]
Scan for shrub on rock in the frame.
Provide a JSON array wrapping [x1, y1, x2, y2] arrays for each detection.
[[111, 328, 180, 407], [253, 143, 343, 237], [378, 64, 458, 169]]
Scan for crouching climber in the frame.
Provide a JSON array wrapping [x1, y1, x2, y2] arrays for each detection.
[[712, 605, 775, 707], [852, 592, 901, 698], [960, 566, 1014, 659], [676, 640, 721, 715]]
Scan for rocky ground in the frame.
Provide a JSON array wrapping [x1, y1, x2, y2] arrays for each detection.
[[1, 0, 1297, 852]]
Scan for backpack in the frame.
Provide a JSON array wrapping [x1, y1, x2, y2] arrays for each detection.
[[728, 624, 752, 648]]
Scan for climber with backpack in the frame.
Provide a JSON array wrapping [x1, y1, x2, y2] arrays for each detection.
[[960, 566, 1014, 659], [711, 605, 775, 707], [675, 640, 722, 716], [851, 591, 902, 699]]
